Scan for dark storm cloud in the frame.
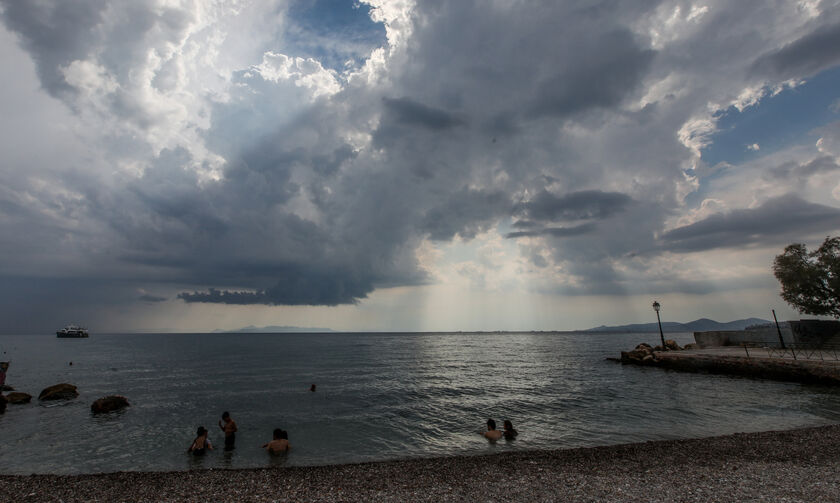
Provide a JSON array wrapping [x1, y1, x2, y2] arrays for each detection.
[[139, 294, 167, 302], [660, 194, 840, 253], [514, 190, 634, 222], [0, 0, 107, 96], [5, 0, 840, 329], [381, 97, 465, 130], [505, 222, 597, 239], [751, 23, 840, 80], [528, 29, 655, 119], [178, 263, 373, 305], [421, 188, 510, 241]]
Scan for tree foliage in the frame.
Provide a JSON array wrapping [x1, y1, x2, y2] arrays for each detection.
[[773, 237, 840, 318]]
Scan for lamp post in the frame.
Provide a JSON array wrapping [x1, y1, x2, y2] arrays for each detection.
[[652, 300, 665, 349]]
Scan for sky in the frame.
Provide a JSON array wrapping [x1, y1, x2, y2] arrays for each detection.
[[1, 0, 840, 333]]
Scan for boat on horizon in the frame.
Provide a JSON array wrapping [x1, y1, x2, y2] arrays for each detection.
[[56, 325, 89, 338]]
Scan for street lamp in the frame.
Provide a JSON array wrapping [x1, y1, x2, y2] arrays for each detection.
[[652, 300, 665, 350]]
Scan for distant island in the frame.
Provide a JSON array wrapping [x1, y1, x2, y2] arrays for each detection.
[[584, 317, 770, 333], [215, 325, 337, 333]]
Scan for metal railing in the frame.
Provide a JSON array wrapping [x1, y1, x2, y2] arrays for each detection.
[[737, 341, 840, 361]]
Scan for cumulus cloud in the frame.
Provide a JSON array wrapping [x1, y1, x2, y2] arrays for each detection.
[[3, 0, 840, 328]]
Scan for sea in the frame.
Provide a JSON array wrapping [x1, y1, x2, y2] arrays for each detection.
[[2, 331, 840, 475]]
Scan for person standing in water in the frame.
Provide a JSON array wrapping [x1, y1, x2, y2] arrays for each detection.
[[481, 418, 503, 441], [262, 428, 291, 454], [187, 426, 213, 455], [503, 420, 518, 440], [219, 411, 238, 451]]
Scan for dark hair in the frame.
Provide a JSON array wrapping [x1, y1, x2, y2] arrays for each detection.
[[504, 420, 513, 430], [279, 429, 288, 440], [222, 411, 230, 419], [197, 426, 207, 436], [273, 428, 282, 439], [487, 418, 496, 430]]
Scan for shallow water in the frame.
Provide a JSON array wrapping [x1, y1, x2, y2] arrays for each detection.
[[1, 331, 839, 475]]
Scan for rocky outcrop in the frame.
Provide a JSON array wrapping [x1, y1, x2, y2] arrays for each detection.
[[620, 343, 659, 365], [91, 395, 129, 413], [664, 339, 681, 351], [1, 385, 13, 391], [38, 383, 79, 401], [6, 392, 31, 404]]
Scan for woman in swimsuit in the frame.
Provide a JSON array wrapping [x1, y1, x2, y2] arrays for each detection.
[[503, 420, 518, 440], [188, 426, 213, 455]]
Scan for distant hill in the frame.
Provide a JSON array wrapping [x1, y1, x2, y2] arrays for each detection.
[[585, 317, 770, 333], [216, 325, 337, 333]]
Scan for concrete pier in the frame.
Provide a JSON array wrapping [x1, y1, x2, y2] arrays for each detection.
[[652, 347, 840, 385]]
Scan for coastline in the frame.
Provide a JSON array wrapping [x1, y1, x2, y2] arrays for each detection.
[[3, 424, 839, 502]]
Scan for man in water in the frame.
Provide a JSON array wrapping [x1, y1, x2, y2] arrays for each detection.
[[482, 418, 503, 441], [218, 411, 238, 451], [262, 428, 291, 454]]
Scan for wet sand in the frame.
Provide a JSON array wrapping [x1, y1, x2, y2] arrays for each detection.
[[2, 424, 839, 502]]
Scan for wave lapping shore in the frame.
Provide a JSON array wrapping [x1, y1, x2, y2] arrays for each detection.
[[2, 424, 839, 502]]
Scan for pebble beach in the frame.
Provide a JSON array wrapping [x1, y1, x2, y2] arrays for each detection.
[[2, 424, 839, 502]]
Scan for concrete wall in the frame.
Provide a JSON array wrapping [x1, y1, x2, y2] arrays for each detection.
[[694, 325, 793, 348], [693, 319, 840, 348]]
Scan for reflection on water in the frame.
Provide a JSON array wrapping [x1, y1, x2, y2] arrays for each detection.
[[1, 331, 840, 475]]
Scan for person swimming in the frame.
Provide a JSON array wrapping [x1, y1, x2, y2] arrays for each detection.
[[503, 420, 518, 440], [262, 428, 291, 454], [481, 418, 503, 441], [188, 426, 213, 455]]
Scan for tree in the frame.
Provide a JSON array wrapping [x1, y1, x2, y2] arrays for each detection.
[[773, 236, 840, 318]]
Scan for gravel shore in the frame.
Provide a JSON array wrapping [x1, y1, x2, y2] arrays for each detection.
[[2, 424, 839, 502]]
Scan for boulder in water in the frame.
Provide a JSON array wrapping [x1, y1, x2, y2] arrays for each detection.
[[0, 385, 13, 391], [6, 392, 31, 404], [39, 383, 79, 401], [91, 395, 129, 413]]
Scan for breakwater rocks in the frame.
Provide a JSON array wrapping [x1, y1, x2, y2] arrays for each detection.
[[617, 343, 840, 385], [91, 395, 129, 414], [38, 383, 79, 401]]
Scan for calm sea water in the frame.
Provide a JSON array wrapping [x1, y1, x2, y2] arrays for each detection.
[[1, 331, 840, 475]]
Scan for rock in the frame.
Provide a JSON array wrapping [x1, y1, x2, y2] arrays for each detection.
[[664, 339, 681, 351], [6, 392, 31, 404], [654, 345, 663, 351], [38, 383, 79, 401], [642, 354, 655, 363], [683, 343, 698, 350], [0, 394, 6, 414], [0, 385, 13, 391], [634, 343, 653, 352], [91, 395, 129, 413]]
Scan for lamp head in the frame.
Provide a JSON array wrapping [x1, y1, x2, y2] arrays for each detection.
[[652, 300, 660, 312]]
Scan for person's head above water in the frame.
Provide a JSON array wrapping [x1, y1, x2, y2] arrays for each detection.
[[196, 426, 207, 437], [487, 418, 496, 430], [279, 430, 288, 440], [273, 428, 282, 439], [504, 420, 514, 430], [222, 411, 230, 420]]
